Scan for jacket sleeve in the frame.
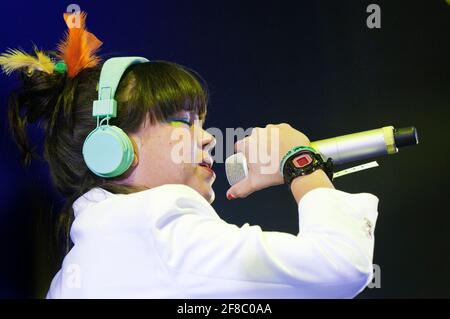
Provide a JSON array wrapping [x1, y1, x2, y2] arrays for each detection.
[[147, 185, 379, 298]]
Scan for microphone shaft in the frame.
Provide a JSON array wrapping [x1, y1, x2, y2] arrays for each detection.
[[310, 126, 397, 165]]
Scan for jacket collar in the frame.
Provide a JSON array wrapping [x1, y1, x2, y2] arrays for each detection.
[[72, 187, 115, 218]]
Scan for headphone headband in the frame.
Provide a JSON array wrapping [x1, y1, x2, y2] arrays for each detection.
[[93, 57, 149, 118]]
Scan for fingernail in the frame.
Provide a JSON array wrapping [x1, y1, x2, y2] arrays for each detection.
[[227, 193, 235, 200]]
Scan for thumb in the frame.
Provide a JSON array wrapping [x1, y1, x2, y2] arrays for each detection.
[[226, 177, 254, 200]]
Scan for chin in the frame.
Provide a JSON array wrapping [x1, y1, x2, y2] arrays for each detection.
[[188, 173, 215, 203], [201, 188, 215, 204]]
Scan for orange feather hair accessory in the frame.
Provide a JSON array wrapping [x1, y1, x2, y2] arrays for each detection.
[[57, 11, 103, 78]]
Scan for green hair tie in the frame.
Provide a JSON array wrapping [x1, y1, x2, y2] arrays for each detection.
[[54, 61, 67, 74]]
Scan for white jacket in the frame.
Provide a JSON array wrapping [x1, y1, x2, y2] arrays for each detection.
[[47, 184, 379, 299]]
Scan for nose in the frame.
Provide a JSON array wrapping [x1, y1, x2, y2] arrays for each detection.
[[201, 128, 216, 153]]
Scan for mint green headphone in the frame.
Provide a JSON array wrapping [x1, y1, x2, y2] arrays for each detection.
[[82, 57, 149, 178]]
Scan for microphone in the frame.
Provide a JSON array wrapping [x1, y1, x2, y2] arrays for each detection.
[[225, 126, 419, 186]]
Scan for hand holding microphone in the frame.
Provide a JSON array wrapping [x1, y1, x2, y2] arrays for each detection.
[[225, 124, 419, 200], [226, 123, 318, 199]]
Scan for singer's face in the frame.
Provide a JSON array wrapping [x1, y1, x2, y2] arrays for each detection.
[[122, 111, 217, 203]]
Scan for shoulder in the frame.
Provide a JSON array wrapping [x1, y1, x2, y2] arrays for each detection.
[[82, 184, 210, 211], [105, 184, 217, 222], [121, 184, 212, 213], [134, 184, 208, 202], [72, 184, 216, 236], [136, 184, 217, 220]]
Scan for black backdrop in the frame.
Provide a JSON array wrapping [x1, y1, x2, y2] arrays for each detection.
[[0, 0, 449, 298]]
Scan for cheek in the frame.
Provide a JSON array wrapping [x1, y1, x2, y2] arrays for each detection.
[[160, 147, 196, 183], [167, 130, 199, 163], [137, 129, 202, 184], [138, 141, 174, 176]]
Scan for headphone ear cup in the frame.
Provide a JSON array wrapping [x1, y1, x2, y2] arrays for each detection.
[[82, 125, 135, 178]]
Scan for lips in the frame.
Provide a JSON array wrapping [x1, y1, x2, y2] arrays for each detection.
[[198, 159, 215, 175], [199, 161, 212, 169]]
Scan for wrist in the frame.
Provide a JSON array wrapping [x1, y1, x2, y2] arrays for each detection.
[[290, 169, 334, 204]]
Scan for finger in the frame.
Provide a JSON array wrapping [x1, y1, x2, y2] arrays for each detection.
[[226, 177, 254, 200], [235, 137, 250, 155]]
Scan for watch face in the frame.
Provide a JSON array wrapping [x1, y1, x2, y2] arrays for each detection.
[[292, 153, 313, 168]]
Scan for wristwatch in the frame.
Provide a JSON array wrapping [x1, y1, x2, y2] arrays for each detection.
[[280, 146, 334, 185]]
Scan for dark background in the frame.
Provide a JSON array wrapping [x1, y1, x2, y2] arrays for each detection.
[[0, 0, 449, 298]]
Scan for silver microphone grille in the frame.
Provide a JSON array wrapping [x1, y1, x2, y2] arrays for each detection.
[[225, 153, 248, 186]]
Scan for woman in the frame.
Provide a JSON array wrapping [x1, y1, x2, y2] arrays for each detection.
[[1, 12, 378, 298]]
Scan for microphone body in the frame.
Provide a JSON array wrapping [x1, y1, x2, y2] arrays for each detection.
[[225, 126, 418, 186], [311, 126, 396, 165]]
